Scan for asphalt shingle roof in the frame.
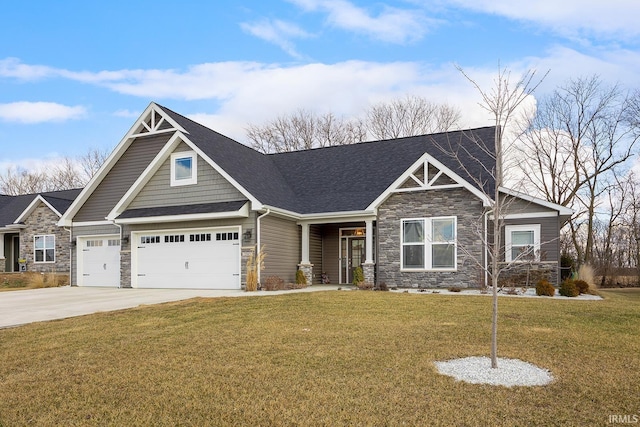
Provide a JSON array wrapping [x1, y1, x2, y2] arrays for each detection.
[[0, 189, 82, 227], [119, 200, 249, 219], [158, 105, 496, 215]]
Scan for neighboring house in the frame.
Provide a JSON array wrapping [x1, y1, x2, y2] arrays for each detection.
[[0, 189, 81, 274], [58, 102, 572, 290]]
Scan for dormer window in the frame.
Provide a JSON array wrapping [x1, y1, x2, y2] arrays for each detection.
[[170, 151, 197, 186]]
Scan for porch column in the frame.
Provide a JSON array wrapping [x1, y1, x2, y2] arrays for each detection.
[[0, 233, 4, 259], [363, 220, 375, 286], [298, 223, 313, 285], [365, 220, 373, 263], [301, 223, 310, 264]]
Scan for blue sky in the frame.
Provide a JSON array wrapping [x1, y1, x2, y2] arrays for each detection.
[[1, 0, 639, 170]]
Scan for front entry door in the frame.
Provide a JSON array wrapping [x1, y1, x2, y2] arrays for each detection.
[[12, 236, 19, 272], [341, 237, 365, 284]]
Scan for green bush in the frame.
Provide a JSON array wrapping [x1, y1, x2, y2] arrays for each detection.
[[536, 279, 555, 297], [296, 269, 307, 285], [352, 266, 364, 286], [559, 279, 579, 297], [574, 279, 590, 294]]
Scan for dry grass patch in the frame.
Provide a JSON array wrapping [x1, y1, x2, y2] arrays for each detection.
[[0, 272, 68, 292], [0, 290, 638, 426]]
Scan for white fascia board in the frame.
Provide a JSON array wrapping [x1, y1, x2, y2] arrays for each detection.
[[5, 223, 26, 229], [366, 152, 491, 211], [114, 206, 249, 225], [297, 211, 377, 225], [16, 195, 62, 224], [70, 220, 113, 227], [489, 211, 559, 220], [59, 103, 173, 226], [499, 187, 574, 216]]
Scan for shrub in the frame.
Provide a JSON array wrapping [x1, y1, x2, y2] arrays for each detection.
[[352, 266, 364, 287], [28, 273, 46, 289], [448, 286, 462, 293], [376, 282, 388, 291], [536, 279, 555, 297], [245, 246, 266, 292], [559, 279, 579, 297], [574, 279, 590, 294], [295, 270, 307, 286], [577, 264, 595, 288], [263, 276, 285, 291]]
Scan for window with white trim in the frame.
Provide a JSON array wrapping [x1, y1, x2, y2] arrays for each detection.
[[34, 235, 55, 263], [170, 151, 197, 186], [505, 224, 541, 262], [401, 217, 456, 270]]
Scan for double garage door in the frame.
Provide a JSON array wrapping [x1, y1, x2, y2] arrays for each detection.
[[78, 227, 241, 289], [132, 227, 241, 289]]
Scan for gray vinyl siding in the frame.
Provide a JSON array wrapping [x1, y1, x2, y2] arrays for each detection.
[[74, 133, 173, 222], [321, 225, 340, 285], [504, 195, 558, 216], [70, 224, 121, 286], [260, 215, 300, 283], [128, 143, 244, 210], [309, 225, 322, 284]]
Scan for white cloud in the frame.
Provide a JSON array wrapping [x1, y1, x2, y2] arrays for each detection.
[[445, 0, 640, 40], [240, 19, 312, 59], [113, 109, 141, 118], [288, 0, 433, 43], [0, 102, 87, 124]]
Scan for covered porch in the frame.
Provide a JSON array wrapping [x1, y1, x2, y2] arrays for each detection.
[[298, 217, 376, 286], [1, 231, 21, 273]]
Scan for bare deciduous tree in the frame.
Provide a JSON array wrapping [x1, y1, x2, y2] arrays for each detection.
[[0, 147, 109, 195], [246, 96, 460, 153], [246, 110, 366, 153], [366, 95, 461, 140], [517, 76, 639, 265], [439, 65, 547, 369]]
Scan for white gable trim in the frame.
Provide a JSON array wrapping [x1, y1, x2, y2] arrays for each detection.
[[16, 195, 62, 223], [366, 152, 491, 211], [107, 132, 262, 221], [59, 102, 186, 227], [499, 187, 573, 216]]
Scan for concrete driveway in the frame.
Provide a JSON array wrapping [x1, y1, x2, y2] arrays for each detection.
[[0, 285, 339, 329]]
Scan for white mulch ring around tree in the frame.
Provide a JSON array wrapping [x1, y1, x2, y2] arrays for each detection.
[[390, 287, 602, 300], [434, 356, 554, 387]]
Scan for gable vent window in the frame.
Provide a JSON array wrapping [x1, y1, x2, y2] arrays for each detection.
[[170, 151, 197, 186], [216, 232, 239, 241]]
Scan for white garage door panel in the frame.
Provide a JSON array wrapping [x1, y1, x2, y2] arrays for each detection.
[[78, 236, 121, 287], [134, 228, 241, 289]]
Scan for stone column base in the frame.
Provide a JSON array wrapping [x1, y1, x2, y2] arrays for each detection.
[[362, 262, 375, 287], [297, 263, 314, 285]]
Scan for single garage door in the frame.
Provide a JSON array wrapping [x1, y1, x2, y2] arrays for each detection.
[[133, 227, 241, 289], [77, 235, 121, 287]]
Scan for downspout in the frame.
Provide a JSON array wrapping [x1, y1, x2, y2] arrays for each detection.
[[64, 226, 72, 287], [256, 209, 271, 284]]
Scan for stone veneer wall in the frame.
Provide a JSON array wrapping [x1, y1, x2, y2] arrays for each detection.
[[20, 203, 71, 273], [377, 189, 485, 289]]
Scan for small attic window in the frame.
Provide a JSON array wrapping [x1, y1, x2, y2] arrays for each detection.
[[170, 151, 197, 186]]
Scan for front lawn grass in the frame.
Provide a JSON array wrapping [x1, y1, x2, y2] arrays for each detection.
[[0, 289, 638, 426]]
